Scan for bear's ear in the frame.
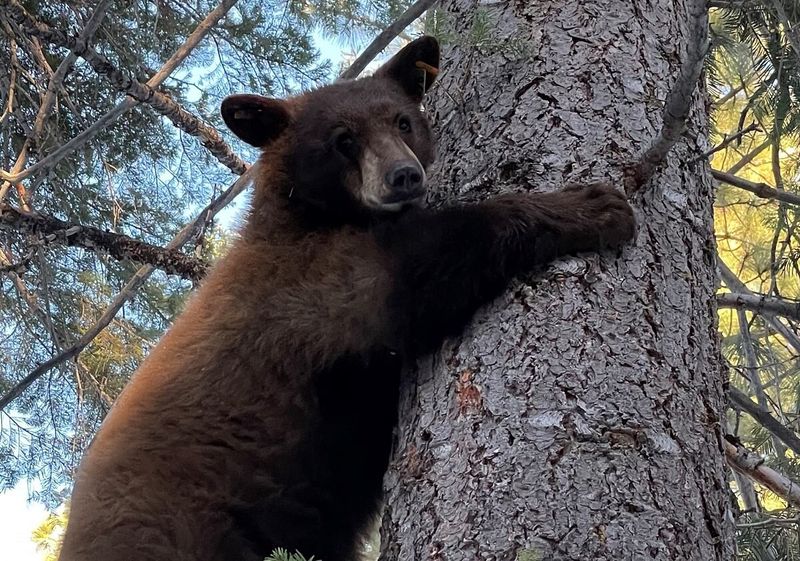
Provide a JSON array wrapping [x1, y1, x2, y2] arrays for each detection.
[[374, 36, 440, 102], [221, 94, 291, 148]]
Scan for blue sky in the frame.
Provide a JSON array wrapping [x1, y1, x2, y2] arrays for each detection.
[[0, 482, 50, 560]]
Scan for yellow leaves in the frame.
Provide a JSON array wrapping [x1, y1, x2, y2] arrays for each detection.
[[31, 508, 67, 561]]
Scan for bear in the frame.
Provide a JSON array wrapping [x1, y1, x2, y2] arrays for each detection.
[[58, 36, 635, 561]]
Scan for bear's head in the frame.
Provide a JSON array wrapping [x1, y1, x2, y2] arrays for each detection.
[[221, 36, 440, 225]]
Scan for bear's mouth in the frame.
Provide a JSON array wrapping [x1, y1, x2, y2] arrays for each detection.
[[381, 188, 427, 206], [361, 191, 426, 213]]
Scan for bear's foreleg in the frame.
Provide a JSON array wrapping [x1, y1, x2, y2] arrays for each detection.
[[378, 182, 635, 355]]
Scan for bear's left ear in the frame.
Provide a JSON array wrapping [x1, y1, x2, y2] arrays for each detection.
[[221, 94, 292, 148], [375, 36, 440, 102]]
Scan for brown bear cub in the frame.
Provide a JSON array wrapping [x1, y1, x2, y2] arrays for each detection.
[[59, 37, 634, 561]]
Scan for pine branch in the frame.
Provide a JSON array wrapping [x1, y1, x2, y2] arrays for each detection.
[[712, 169, 800, 206], [0, 0, 244, 184], [0, 168, 252, 412], [717, 292, 800, 320], [732, 306, 787, 455], [724, 438, 800, 508], [737, 516, 800, 529], [339, 0, 438, 79], [729, 386, 800, 456], [0, 249, 114, 408], [770, 0, 800, 72], [625, 0, 709, 192], [0, 0, 111, 203], [0, 203, 208, 281]]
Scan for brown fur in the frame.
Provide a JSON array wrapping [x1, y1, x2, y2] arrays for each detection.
[[59, 37, 635, 561], [61, 155, 397, 560]]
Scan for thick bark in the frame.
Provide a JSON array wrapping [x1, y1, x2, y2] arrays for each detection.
[[379, 2, 733, 560]]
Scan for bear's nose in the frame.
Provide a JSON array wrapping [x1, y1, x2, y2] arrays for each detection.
[[385, 162, 424, 196]]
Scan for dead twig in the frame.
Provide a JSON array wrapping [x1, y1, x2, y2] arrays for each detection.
[[693, 122, 761, 162], [339, 0, 438, 80]]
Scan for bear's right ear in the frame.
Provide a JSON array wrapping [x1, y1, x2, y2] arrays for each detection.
[[374, 36, 440, 102], [221, 95, 291, 148]]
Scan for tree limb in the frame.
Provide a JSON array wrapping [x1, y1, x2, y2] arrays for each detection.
[[339, 0, 438, 80], [717, 292, 800, 321], [729, 386, 800, 456], [712, 169, 800, 206], [726, 138, 770, 175], [0, 248, 113, 408], [0, 0, 244, 183], [724, 438, 800, 508], [718, 259, 800, 355], [625, 0, 709, 192], [0, 168, 252, 412], [694, 122, 760, 162], [737, 516, 800, 529], [0, 203, 208, 281]]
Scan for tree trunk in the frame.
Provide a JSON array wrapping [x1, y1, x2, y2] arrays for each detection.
[[379, 2, 734, 560]]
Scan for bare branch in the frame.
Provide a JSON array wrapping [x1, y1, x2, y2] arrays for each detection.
[[726, 138, 770, 175], [724, 438, 800, 508], [0, 36, 17, 127], [0, 203, 208, 280], [625, 0, 709, 192], [339, 0, 438, 80], [732, 306, 787, 455], [729, 386, 800, 456], [32, 0, 111, 142], [717, 292, 800, 321], [718, 259, 800, 354], [713, 81, 747, 106], [737, 516, 800, 529], [0, 168, 252, 411], [0, 248, 112, 407], [693, 122, 760, 162], [712, 169, 800, 206], [0, 0, 243, 184]]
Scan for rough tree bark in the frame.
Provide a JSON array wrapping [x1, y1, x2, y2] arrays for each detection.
[[379, 2, 734, 560]]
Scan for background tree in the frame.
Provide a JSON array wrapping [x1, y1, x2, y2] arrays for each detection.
[[707, 1, 800, 559]]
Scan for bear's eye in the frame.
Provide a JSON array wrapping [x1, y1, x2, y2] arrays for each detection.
[[334, 130, 357, 158], [398, 115, 412, 133]]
